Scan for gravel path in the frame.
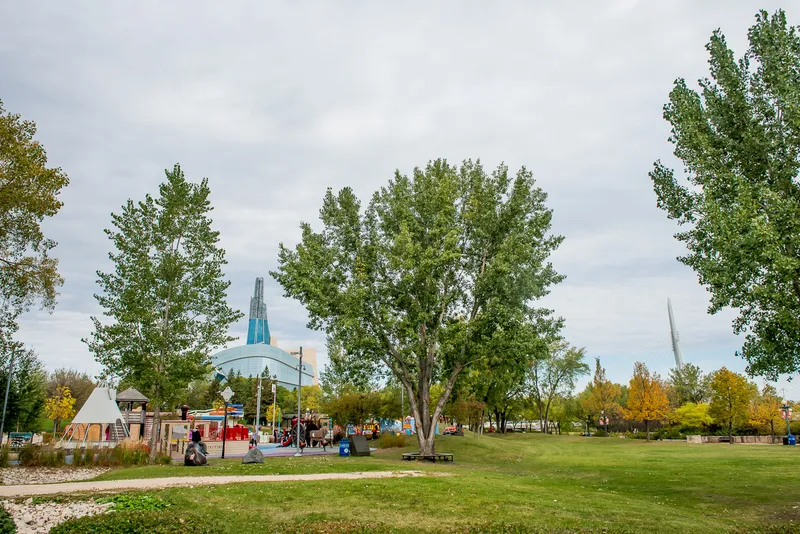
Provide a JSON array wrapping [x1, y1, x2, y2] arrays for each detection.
[[0, 470, 436, 498], [0, 467, 110, 486]]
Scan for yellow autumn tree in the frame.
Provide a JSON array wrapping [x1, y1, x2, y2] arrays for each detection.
[[708, 367, 757, 442], [44, 385, 76, 435], [265, 404, 282, 431], [748, 384, 782, 437], [625, 361, 670, 440]]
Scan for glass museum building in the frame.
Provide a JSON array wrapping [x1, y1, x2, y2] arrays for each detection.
[[210, 278, 317, 389]]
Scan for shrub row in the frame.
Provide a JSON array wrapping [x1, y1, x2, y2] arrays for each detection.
[[16, 441, 170, 467], [50, 511, 221, 534]]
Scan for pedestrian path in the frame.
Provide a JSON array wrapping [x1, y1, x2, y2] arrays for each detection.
[[0, 470, 437, 498]]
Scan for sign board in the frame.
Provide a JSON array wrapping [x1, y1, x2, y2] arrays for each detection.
[[9, 432, 32, 448], [221, 386, 234, 402], [271, 384, 276, 394]]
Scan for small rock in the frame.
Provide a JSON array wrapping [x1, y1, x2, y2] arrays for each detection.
[[23, 513, 33, 523]]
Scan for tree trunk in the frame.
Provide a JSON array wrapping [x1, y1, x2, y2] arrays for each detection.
[[645, 420, 650, 441], [729, 421, 733, 445], [148, 403, 161, 462]]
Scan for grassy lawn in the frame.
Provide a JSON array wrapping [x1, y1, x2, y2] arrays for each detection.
[[77, 433, 800, 532]]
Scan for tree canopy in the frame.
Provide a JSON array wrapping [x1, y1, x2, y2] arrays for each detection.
[[650, 9, 800, 380], [708, 367, 757, 439], [0, 99, 69, 354], [273, 159, 563, 454], [625, 361, 670, 439], [85, 164, 242, 459]]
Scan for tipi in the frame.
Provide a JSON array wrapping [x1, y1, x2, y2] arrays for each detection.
[[59, 386, 130, 448]]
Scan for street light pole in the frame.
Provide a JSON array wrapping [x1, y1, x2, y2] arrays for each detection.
[[295, 347, 303, 457], [271, 379, 277, 442], [220, 386, 234, 459], [782, 402, 793, 443], [0, 348, 18, 448], [254, 321, 268, 442]]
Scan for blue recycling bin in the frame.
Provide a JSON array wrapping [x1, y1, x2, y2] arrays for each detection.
[[339, 438, 350, 457], [789, 435, 796, 446]]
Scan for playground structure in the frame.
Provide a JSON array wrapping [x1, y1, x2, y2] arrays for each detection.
[[59, 387, 130, 449], [275, 413, 333, 449]]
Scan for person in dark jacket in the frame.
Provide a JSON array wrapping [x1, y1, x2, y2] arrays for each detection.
[[185, 429, 207, 466]]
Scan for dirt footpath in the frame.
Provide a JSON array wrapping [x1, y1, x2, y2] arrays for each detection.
[[0, 470, 439, 498]]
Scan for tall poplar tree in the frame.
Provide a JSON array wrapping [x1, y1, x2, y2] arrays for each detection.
[[650, 9, 800, 380], [273, 159, 563, 455], [86, 164, 242, 460]]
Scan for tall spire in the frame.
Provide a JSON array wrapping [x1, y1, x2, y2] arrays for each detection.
[[247, 277, 270, 344], [667, 297, 684, 370]]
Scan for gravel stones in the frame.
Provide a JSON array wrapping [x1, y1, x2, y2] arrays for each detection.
[[0, 467, 109, 486], [0, 498, 113, 533]]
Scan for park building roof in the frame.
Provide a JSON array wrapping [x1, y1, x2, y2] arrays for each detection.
[[115, 387, 149, 403]]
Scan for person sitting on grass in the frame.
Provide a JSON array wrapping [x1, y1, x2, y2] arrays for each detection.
[[184, 429, 207, 466]]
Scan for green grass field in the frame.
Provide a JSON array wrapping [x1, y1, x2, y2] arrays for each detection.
[[83, 433, 800, 532]]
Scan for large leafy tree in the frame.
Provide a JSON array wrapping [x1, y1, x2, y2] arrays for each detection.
[[650, 9, 800, 380], [272, 159, 563, 455], [85, 164, 242, 460], [528, 340, 589, 433], [625, 361, 670, 440], [708, 367, 757, 442], [0, 99, 69, 353]]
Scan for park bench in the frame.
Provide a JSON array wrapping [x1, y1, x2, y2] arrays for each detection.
[[401, 452, 454, 463], [718, 436, 731, 443]]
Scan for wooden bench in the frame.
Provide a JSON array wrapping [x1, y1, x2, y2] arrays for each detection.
[[718, 436, 731, 443], [402, 452, 454, 463]]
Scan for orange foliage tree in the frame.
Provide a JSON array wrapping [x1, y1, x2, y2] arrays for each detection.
[[582, 358, 623, 432], [625, 361, 670, 440]]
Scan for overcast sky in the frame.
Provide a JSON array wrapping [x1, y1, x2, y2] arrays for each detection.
[[2, 1, 797, 398]]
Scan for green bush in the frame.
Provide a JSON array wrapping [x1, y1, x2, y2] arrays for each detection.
[[158, 454, 172, 465], [50, 511, 221, 534], [97, 494, 170, 512], [0, 445, 9, 468], [0, 503, 15, 534], [377, 433, 406, 448], [592, 430, 608, 438]]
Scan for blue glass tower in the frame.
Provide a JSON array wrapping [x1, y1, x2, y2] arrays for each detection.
[[246, 277, 270, 344]]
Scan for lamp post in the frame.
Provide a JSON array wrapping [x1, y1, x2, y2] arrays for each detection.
[[782, 402, 794, 445], [253, 321, 269, 443], [0, 348, 19, 448], [271, 379, 277, 442], [220, 386, 234, 459], [295, 347, 305, 457]]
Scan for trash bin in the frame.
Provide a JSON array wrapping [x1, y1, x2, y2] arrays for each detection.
[[339, 438, 350, 457], [789, 435, 796, 446]]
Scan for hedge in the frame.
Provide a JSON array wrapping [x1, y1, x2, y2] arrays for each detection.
[[50, 511, 220, 534]]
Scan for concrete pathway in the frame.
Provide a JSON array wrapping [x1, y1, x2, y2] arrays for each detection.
[[0, 470, 434, 498]]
